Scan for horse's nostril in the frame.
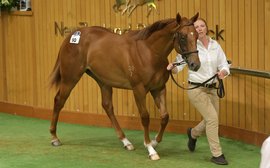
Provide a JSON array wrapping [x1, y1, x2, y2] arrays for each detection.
[[194, 64, 200, 71], [190, 62, 200, 71]]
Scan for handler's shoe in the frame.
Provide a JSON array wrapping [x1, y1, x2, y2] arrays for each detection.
[[187, 128, 197, 152], [211, 154, 228, 165]]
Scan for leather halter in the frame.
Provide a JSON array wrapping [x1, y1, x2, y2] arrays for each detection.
[[173, 22, 198, 59], [181, 50, 198, 57]]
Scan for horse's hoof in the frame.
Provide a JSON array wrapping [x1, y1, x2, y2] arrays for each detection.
[[51, 139, 62, 146], [124, 144, 135, 151], [149, 153, 160, 160]]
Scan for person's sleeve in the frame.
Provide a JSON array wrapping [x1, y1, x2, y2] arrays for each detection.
[[174, 54, 186, 72], [217, 45, 230, 77]]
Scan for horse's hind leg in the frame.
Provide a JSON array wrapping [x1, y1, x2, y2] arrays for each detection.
[[50, 75, 83, 146], [99, 84, 134, 150], [150, 87, 169, 147]]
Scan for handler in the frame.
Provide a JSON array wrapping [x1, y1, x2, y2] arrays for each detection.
[[167, 18, 230, 165]]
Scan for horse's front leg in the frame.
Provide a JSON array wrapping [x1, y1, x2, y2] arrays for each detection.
[[150, 86, 169, 147], [99, 84, 134, 151], [133, 85, 160, 160]]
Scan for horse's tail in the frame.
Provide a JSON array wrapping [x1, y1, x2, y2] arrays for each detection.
[[49, 53, 61, 89]]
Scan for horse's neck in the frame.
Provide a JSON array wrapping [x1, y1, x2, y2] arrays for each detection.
[[146, 31, 174, 57]]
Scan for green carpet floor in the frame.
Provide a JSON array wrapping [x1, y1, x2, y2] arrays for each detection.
[[0, 112, 261, 168]]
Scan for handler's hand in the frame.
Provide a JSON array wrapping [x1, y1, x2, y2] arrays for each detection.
[[167, 63, 174, 71], [217, 70, 228, 79]]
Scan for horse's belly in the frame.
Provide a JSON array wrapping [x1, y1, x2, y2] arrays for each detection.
[[89, 68, 132, 89], [100, 76, 132, 89], [87, 52, 133, 89]]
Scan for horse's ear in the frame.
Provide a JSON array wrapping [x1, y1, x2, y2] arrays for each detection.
[[190, 12, 199, 23], [176, 13, 181, 24]]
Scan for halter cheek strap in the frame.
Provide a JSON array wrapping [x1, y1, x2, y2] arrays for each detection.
[[173, 33, 198, 58], [181, 50, 198, 57]]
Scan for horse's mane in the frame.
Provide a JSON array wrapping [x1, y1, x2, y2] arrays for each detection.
[[132, 19, 175, 40]]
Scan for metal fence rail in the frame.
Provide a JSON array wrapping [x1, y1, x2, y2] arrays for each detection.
[[230, 67, 270, 79]]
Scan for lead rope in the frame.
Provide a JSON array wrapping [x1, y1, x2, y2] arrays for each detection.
[[216, 77, 225, 98], [170, 62, 225, 98]]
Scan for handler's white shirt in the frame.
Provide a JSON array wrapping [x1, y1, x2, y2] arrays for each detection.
[[260, 136, 270, 168], [174, 37, 230, 84]]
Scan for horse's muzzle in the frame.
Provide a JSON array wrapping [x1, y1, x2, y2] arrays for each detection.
[[189, 62, 201, 71]]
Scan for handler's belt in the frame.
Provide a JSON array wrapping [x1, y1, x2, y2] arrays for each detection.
[[188, 81, 217, 88]]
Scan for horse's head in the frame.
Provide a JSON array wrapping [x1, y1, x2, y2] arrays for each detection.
[[173, 13, 201, 71]]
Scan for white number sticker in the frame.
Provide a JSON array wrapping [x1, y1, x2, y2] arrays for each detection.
[[70, 31, 81, 44]]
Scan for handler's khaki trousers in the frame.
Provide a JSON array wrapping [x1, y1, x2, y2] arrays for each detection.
[[187, 87, 222, 157]]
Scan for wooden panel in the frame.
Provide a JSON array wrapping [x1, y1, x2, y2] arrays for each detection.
[[238, 0, 246, 129], [0, 0, 270, 137], [0, 15, 6, 101], [251, 0, 259, 131], [1, 14, 35, 106], [218, 0, 226, 125], [265, 0, 270, 133], [223, 0, 232, 126], [244, 0, 252, 131], [231, 0, 239, 127], [199, 0, 207, 18], [257, 0, 265, 133]]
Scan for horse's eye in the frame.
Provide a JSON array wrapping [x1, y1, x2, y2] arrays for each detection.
[[180, 35, 186, 43]]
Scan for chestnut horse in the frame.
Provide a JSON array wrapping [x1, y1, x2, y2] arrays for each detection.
[[49, 13, 200, 160]]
